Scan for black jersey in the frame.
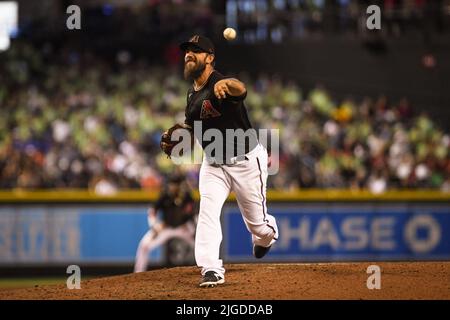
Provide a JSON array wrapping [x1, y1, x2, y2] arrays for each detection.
[[184, 71, 258, 163], [154, 191, 195, 228]]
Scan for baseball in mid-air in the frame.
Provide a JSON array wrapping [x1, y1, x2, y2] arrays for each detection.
[[223, 27, 237, 41]]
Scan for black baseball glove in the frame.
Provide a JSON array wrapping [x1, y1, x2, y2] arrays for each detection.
[[160, 123, 193, 158]]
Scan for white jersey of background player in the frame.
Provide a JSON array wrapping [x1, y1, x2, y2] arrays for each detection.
[[178, 35, 279, 287], [134, 175, 196, 273]]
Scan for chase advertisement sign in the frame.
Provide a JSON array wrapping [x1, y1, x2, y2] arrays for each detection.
[[224, 205, 450, 261], [1, 203, 449, 264]]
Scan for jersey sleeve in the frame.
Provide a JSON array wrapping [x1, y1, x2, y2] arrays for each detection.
[[184, 192, 194, 205], [154, 194, 165, 212], [226, 91, 247, 102], [182, 192, 196, 219]]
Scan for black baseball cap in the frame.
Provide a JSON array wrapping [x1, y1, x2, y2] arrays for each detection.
[[179, 35, 215, 54]]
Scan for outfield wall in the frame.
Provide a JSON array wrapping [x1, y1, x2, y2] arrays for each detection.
[[0, 190, 449, 266]]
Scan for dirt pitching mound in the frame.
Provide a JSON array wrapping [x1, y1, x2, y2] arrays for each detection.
[[1, 262, 449, 300]]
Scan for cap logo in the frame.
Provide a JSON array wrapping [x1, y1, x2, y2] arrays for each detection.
[[190, 35, 200, 43]]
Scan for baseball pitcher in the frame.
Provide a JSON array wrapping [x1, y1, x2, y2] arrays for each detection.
[[161, 35, 279, 287]]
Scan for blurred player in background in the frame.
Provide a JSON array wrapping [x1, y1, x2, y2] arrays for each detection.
[[134, 174, 197, 273]]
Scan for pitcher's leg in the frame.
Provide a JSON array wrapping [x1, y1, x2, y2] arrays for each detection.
[[172, 223, 195, 248], [195, 161, 231, 278], [228, 146, 279, 248], [134, 230, 154, 273], [134, 228, 173, 272]]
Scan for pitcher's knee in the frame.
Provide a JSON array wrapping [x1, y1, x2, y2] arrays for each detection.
[[138, 239, 152, 252], [249, 223, 276, 240]]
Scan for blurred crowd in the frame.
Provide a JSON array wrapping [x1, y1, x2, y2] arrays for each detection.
[[231, 0, 450, 43], [19, 0, 450, 49], [0, 43, 449, 193]]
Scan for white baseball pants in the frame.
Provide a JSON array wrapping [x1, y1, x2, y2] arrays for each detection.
[[195, 144, 279, 279], [134, 222, 195, 273]]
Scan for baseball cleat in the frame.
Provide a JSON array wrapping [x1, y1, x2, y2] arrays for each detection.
[[199, 271, 225, 288], [253, 244, 272, 259]]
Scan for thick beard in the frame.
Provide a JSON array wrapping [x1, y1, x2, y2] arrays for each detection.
[[184, 60, 206, 81]]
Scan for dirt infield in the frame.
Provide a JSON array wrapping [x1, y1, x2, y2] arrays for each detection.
[[1, 262, 449, 300]]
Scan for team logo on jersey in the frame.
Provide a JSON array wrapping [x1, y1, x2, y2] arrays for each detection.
[[200, 100, 221, 119]]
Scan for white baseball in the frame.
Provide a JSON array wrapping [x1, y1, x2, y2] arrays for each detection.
[[223, 27, 237, 41]]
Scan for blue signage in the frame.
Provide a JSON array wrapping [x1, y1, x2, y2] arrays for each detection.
[[224, 205, 450, 261], [0, 206, 162, 264], [78, 208, 162, 262], [2, 203, 449, 264]]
